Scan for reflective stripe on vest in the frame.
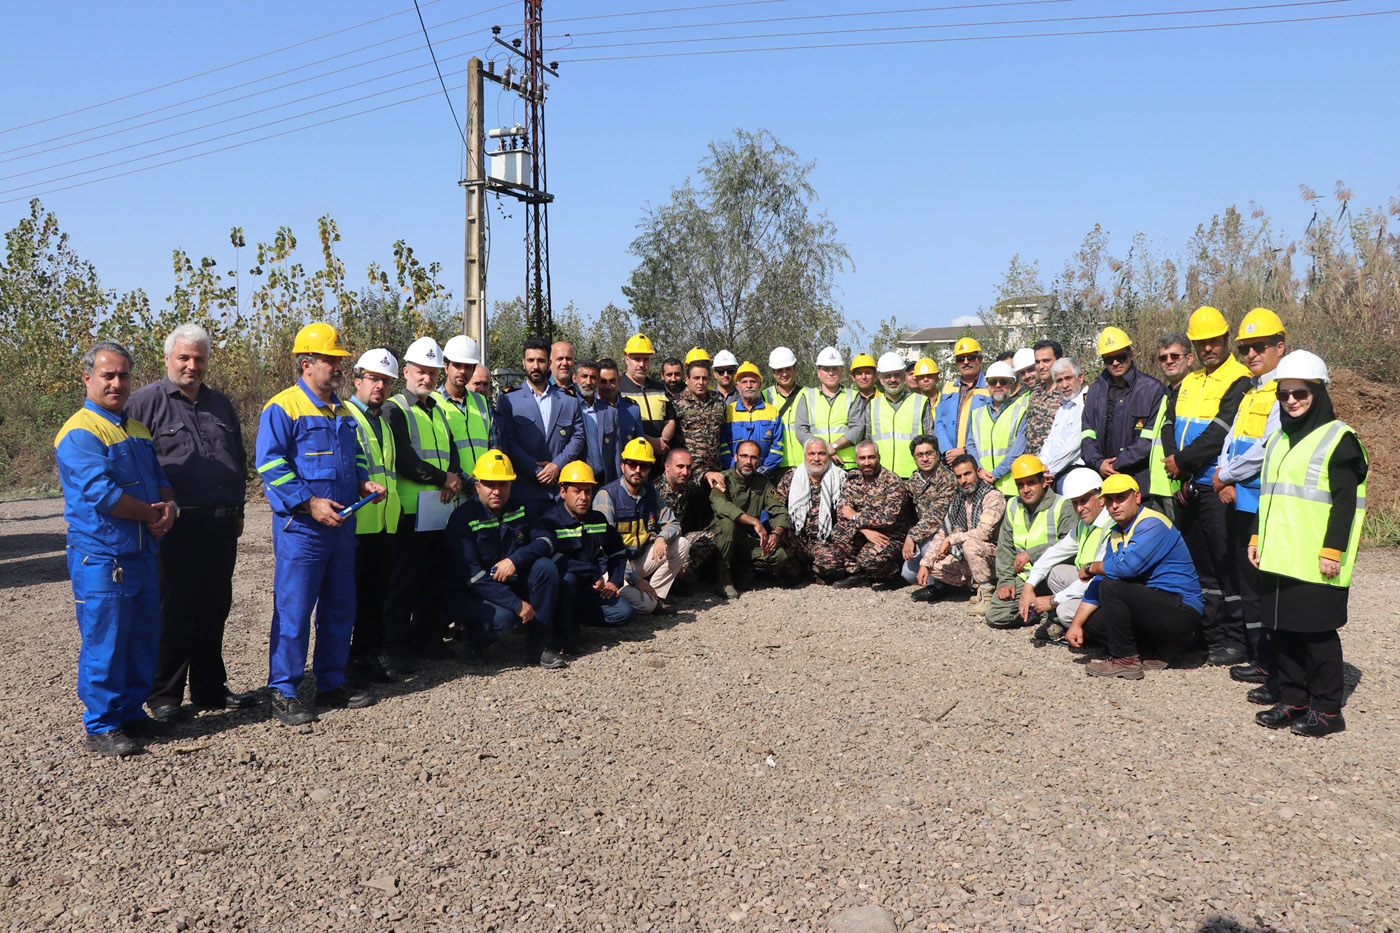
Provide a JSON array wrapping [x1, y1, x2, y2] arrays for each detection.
[[763, 385, 806, 468], [386, 394, 453, 516], [347, 403, 400, 535], [1010, 494, 1070, 581], [1172, 355, 1251, 480], [433, 388, 491, 476], [868, 393, 929, 478], [1075, 520, 1109, 568], [1142, 394, 1181, 500], [1225, 380, 1278, 513], [806, 387, 853, 460], [1257, 421, 1367, 587], [969, 392, 1031, 495]]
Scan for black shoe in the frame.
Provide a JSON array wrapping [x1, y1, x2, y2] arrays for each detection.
[[870, 577, 907, 592], [383, 650, 418, 676], [122, 716, 175, 739], [147, 700, 186, 722], [1291, 709, 1345, 737], [537, 649, 568, 670], [909, 582, 945, 603], [315, 687, 376, 710], [830, 572, 870, 590], [269, 692, 315, 726], [85, 729, 137, 756], [1229, 664, 1269, 684], [194, 690, 260, 712], [1247, 685, 1279, 706], [1207, 644, 1247, 666], [1255, 704, 1309, 729], [357, 657, 396, 684]]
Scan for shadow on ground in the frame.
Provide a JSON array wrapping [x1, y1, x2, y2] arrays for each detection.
[[1196, 914, 1289, 933]]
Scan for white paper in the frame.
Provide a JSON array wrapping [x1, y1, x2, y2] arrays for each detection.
[[415, 490, 457, 532]]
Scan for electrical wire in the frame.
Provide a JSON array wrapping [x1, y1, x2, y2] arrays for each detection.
[[414, 0, 469, 148], [550, 0, 793, 23]]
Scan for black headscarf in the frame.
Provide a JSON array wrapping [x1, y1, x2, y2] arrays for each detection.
[[1278, 380, 1336, 439]]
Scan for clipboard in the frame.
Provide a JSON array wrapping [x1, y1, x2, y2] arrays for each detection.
[[416, 490, 458, 531]]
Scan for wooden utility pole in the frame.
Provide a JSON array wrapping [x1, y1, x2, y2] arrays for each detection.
[[461, 57, 487, 367]]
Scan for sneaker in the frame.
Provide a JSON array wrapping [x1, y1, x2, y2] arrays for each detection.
[[1256, 703, 1309, 729], [1291, 709, 1345, 737], [85, 729, 137, 757], [269, 692, 315, 726], [1207, 644, 1247, 667], [1246, 685, 1279, 706], [1085, 656, 1145, 679], [537, 649, 568, 670], [1229, 664, 1269, 684]]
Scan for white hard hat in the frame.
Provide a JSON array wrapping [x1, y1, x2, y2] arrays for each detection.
[[443, 334, 480, 364], [1012, 348, 1036, 373], [403, 336, 444, 369], [815, 346, 844, 368], [713, 350, 739, 368], [1060, 467, 1103, 501], [768, 346, 797, 370], [986, 361, 1016, 381], [1274, 349, 1329, 385], [355, 348, 399, 380], [876, 351, 906, 373]]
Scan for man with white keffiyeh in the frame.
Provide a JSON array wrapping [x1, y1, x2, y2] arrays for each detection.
[[776, 438, 847, 577], [913, 452, 1007, 603]]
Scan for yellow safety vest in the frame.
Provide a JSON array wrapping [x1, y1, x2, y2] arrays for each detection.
[[939, 378, 989, 450], [384, 394, 453, 516], [763, 384, 806, 468], [346, 402, 400, 535], [1075, 519, 1109, 569], [1224, 379, 1278, 513], [804, 386, 853, 462], [1141, 394, 1181, 501], [432, 387, 491, 477], [1257, 421, 1367, 587], [1172, 355, 1251, 481], [868, 392, 929, 478], [969, 392, 1031, 496], [1008, 493, 1071, 581]]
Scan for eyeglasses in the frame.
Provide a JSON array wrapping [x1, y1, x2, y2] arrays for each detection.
[[986, 378, 1013, 387], [913, 449, 939, 458], [954, 354, 981, 364], [1101, 351, 1131, 366], [1275, 387, 1313, 403], [1157, 351, 1184, 363], [1237, 340, 1278, 357]]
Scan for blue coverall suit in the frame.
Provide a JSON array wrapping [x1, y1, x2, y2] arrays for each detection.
[[55, 400, 170, 734], [255, 379, 368, 698], [443, 495, 558, 652], [534, 500, 634, 643]]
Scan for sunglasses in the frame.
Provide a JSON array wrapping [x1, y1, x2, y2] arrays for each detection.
[[1101, 351, 1131, 366], [1157, 351, 1184, 363], [1237, 340, 1279, 356], [986, 378, 1013, 387], [955, 354, 981, 364], [714, 367, 737, 374], [1276, 387, 1313, 403]]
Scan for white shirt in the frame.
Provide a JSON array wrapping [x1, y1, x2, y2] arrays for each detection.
[[1039, 386, 1087, 475]]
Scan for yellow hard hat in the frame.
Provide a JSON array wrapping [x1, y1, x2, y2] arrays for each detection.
[[1101, 473, 1140, 496], [1008, 454, 1048, 480], [1096, 327, 1132, 356], [912, 357, 939, 377], [621, 437, 656, 464], [683, 347, 711, 367], [735, 361, 762, 383], [953, 337, 982, 357], [1187, 305, 1230, 341], [1236, 307, 1286, 342], [558, 460, 597, 486], [292, 322, 351, 357], [849, 353, 877, 372], [472, 449, 517, 482], [624, 333, 655, 356]]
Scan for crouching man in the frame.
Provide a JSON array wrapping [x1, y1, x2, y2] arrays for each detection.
[[1018, 467, 1113, 643]]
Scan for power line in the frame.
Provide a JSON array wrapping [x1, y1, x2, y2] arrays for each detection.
[[414, 0, 470, 149], [551, 0, 793, 23]]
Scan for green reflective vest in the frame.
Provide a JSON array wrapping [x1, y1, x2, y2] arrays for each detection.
[[346, 401, 400, 535], [1075, 518, 1109, 569], [1141, 394, 1181, 501], [804, 386, 853, 463], [763, 384, 806, 468], [969, 392, 1032, 495], [385, 393, 453, 516], [432, 387, 491, 477], [868, 392, 929, 478], [1009, 493, 1071, 581], [1257, 420, 1367, 587]]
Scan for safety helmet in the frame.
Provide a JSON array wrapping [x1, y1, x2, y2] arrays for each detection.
[[403, 336, 444, 369], [558, 460, 597, 486], [735, 361, 763, 383], [912, 357, 939, 377], [815, 346, 844, 368], [849, 353, 877, 372], [768, 346, 797, 370], [472, 449, 517, 482], [876, 351, 906, 374], [712, 350, 739, 369], [1008, 454, 1048, 480], [1236, 307, 1286, 342], [621, 437, 656, 464], [355, 348, 399, 380], [1187, 306, 1230, 341], [1274, 349, 1330, 385], [624, 333, 655, 356], [1100, 473, 1140, 496], [1012, 348, 1036, 373], [443, 334, 481, 365], [1096, 327, 1132, 356], [684, 347, 711, 367], [293, 322, 351, 357], [985, 361, 1016, 382], [1060, 467, 1104, 501], [952, 337, 982, 357]]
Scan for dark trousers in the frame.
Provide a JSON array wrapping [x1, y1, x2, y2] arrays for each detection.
[[449, 559, 559, 653], [351, 531, 394, 662], [1179, 483, 1242, 650], [1228, 506, 1274, 672], [384, 516, 444, 651], [150, 511, 239, 706], [1274, 630, 1344, 714], [1084, 578, 1202, 660], [557, 566, 635, 648]]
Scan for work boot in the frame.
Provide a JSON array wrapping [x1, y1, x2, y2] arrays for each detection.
[[831, 572, 870, 590], [536, 649, 568, 670], [269, 692, 315, 726], [1290, 709, 1345, 737], [1229, 663, 1269, 684], [315, 686, 376, 710], [1085, 655, 1145, 679], [910, 581, 946, 603], [1247, 684, 1279, 705], [358, 657, 396, 684], [967, 584, 993, 618], [1255, 703, 1309, 729], [1207, 644, 1247, 667], [1031, 618, 1067, 646], [383, 649, 418, 677], [85, 729, 138, 757], [147, 699, 186, 722], [715, 565, 739, 600]]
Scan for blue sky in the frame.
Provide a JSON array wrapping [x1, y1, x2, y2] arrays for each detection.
[[2, 0, 1396, 345]]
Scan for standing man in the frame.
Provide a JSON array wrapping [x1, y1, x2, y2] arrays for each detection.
[[708, 440, 792, 599], [1038, 358, 1087, 480], [466, 363, 493, 403], [671, 356, 728, 480], [966, 360, 1031, 495], [763, 346, 806, 483], [862, 352, 933, 478], [1012, 348, 1038, 394], [255, 323, 384, 725], [1162, 306, 1253, 666], [823, 441, 913, 590], [711, 350, 740, 404], [127, 323, 257, 721], [841, 352, 881, 463], [597, 356, 643, 456], [720, 361, 786, 478], [661, 356, 685, 400], [793, 346, 857, 470], [550, 340, 576, 392], [899, 434, 957, 588], [982, 454, 1076, 628], [1079, 327, 1166, 492], [435, 335, 491, 478], [495, 336, 586, 516], [913, 453, 1006, 604], [618, 333, 677, 457], [57, 341, 175, 755], [1141, 332, 1195, 520], [936, 337, 989, 466], [593, 438, 690, 615], [1023, 339, 1064, 458], [913, 358, 941, 401], [345, 348, 401, 685], [573, 359, 625, 484]]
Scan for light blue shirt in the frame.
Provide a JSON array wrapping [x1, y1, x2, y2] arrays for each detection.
[[526, 381, 557, 436]]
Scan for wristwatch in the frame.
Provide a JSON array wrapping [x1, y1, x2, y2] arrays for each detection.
[[170, 502, 181, 520]]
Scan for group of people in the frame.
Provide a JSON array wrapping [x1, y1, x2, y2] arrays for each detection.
[[54, 308, 1367, 756]]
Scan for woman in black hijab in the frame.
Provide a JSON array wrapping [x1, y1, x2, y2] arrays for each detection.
[[1249, 351, 1368, 737]]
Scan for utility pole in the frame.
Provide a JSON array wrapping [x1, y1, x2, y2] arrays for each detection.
[[461, 57, 487, 366]]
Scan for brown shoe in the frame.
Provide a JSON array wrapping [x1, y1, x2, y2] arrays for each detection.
[[1086, 655, 1145, 679], [1141, 659, 1168, 671]]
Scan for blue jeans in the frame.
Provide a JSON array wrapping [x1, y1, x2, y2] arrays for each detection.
[[68, 549, 160, 734], [557, 566, 634, 643], [453, 558, 559, 651]]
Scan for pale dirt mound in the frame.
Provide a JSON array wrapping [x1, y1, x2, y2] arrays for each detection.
[[1329, 369, 1395, 509]]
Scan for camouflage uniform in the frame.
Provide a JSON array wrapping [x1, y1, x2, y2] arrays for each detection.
[[775, 468, 845, 573], [672, 389, 728, 475], [659, 476, 716, 573], [817, 466, 911, 579], [1023, 384, 1061, 461]]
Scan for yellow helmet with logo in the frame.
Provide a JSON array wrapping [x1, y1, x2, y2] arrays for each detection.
[[472, 449, 517, 482], [735, 361, 762, 383], [683, 347, 711, 367], [1187, 305, 1229, 341], [912, 357, 939, 377], [1096, 327, 1132, 356], [292, 322, 351, 357], [1008, 454, 1048, 480], [621, 437, 656, 464], [624, 333, 655, 356], [1236, 307, 1286, 341], [952, 337, 982, 357], [849, 353, 877, 372], [558, 460, 597, 486]]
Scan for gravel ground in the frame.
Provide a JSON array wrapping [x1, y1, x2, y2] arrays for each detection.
[[1, 498, 1397, 933]]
